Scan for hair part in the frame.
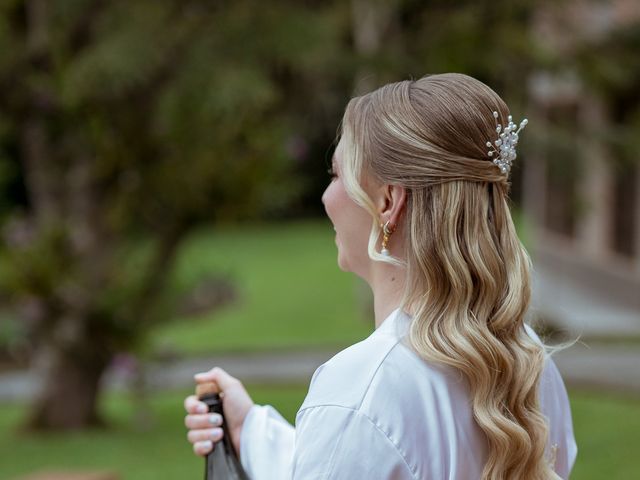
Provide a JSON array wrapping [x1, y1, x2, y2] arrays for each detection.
[[339, 73, 565, 479]]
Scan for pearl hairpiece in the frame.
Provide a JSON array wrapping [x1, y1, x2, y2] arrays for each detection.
[[486, 111, 528, 175]]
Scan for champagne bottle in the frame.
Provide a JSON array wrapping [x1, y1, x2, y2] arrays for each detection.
[[196, 382, 249, 480]]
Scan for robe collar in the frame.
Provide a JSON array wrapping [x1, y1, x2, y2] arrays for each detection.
[[374, 306, 412, 339]]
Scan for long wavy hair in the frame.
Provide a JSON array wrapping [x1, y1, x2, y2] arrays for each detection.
[[339, 73, 561, 479]]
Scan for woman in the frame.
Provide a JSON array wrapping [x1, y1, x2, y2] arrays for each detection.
[[183, 73, 577, 479]]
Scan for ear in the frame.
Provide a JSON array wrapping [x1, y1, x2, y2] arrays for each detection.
[[374, 183, 407, 228]]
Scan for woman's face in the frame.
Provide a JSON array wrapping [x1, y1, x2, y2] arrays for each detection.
[[321, 138, 374, 278]]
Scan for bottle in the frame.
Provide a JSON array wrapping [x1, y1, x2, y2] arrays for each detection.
[[196, 382, 249, 480]]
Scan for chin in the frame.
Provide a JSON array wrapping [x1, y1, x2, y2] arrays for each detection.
[[336, 251, 352, 272]]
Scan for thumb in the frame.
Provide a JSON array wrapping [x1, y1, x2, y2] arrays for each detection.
[[194, 367, 237, 391]]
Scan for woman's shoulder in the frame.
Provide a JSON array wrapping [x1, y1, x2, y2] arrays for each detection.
[[298, 322, 468, 417]]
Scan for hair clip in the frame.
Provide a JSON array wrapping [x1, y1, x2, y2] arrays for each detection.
[[486, 111, 528, 175]]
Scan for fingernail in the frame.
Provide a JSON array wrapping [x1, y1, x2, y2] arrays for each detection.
[[200, 440, 213, 451], [194, 373, 206, 380], [211, 428, 223, 441], [196, 403, 208, 414], [209, 413, 222, 426]]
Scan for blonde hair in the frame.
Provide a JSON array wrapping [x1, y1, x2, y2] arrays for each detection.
[[339, 73, 562, 479]]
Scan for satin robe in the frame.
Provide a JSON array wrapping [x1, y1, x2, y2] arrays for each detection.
[[239, 308, 577, 479]]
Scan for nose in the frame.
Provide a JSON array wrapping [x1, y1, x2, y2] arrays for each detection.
[[321, 184, 328, 206]]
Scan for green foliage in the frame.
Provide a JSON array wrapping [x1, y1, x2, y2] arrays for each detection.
[[0, 0, 349, 358], [564, 13, 640, 168], [356, 0, 538, 100], [0, 0, 355, 426], [575, 23, 640, 98]]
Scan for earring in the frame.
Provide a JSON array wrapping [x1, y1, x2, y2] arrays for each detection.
[[380, 221, 396, 256]]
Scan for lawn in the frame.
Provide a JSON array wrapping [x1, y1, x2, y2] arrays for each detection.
[[1, 387, 639, 479], [149, 219, 373, 356], [568, 390, 640, 479], [0, 385, 307, 480]]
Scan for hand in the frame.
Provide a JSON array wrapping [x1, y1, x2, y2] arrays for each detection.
[[184, 367, 254, 458]]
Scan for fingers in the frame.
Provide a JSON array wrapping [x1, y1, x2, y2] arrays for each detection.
[[184, 412, 223, 430], [193, 440, 214, 456], [187, 427, 223, 444], [187, 366, 250, 459], [185, 410, 224, 458], [184, 395, 208, 414], [194, 367, 239, 391]]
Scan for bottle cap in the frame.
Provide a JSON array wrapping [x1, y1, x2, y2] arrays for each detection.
[[196, 381, 220, 398]]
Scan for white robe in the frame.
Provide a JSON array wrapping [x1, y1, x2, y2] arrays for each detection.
[[239, 308, 578, 479]]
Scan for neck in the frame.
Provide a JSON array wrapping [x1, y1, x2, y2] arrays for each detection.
[[369, 261, 407, 328]]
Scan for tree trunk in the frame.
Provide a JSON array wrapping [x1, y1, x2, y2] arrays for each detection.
[[24, 340, 111, 431], [22, 0, 61, 228]]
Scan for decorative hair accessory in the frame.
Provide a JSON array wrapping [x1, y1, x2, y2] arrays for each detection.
[[486, 111, 528, 175], [380, 221, 396, 256]]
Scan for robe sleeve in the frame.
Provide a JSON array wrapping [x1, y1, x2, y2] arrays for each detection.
[[239, 404, 295, 480], [292, 405, 415, 480]]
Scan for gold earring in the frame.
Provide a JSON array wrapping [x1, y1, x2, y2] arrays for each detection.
[[380, 221, 396, 256]]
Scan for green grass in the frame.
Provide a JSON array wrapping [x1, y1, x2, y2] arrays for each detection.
[[149, 219, 373, 355], [569, 390, 640, 480], [0, 384, 308, 480], [1, 387, 639, 479]]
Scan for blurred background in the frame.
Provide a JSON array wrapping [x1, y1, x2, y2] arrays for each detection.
[[0, 0, 638, 479]]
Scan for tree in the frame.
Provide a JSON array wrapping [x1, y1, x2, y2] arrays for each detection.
[[0, 0, 345, 430]]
